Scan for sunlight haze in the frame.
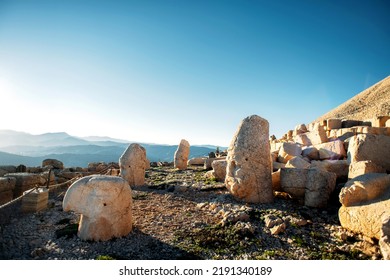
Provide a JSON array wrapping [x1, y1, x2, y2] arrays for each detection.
[[0, 0, 389, 146]]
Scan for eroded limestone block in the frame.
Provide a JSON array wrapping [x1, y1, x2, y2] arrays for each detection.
[[339, 173, 390, 207], [63, 175, 133, 241], [119, 143, 148, 187], [225, 115, 273, 203], [174, 139, 190, 170], [305, 169, 336, 208]]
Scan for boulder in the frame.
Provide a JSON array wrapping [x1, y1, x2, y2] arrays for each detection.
[[4, 173, 42, 198], [211, 159, 227, 182], [16, 164, 27, 173], [339, 188, 390, 240], [315, 139, 346, 160], [326, 119, 342, 130], [63, 175, 133, 241], [271, 151, 278, 163], [302, 146, 319, 160], [0, 177, 16, 205], [225, 115, 273, 203], [295, 126, 328, 146], [270, 142, 282, 153], [342, 120, 362, 128], [285, 156, 310, 169], [293, 124, 308, 135], [347, 134, 390, 171], [310, 160, 349, 180], [280, 168, 308, 199], [305, 169, 336, 208], [119, 143, 148, 187], [348, 160, 386, 179], [339, 173, 390, 207], [187, 157, 206, 166], [42, 159, 64, 170], [21, 187, 49, 213], [174, 139, 190, 170], [379, 217, 390, 260], [294, 134, 311, 146], [372, 116, 390, 128], [272, 169, 281, 192], [277, 142, 302, 164], [204, 158, 219, 170], [0, 165, 17, 177], [272, 161, 285, 172]]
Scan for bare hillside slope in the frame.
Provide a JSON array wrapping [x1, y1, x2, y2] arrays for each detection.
[[315, 75, 390, 122]]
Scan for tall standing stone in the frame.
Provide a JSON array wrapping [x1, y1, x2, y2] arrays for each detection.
[[225, 115, 273, 203], [174, 139, 190, 170], [119, 143, 147, 187]]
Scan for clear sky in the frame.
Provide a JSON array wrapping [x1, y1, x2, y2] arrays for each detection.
[[0, 0, 389, 147]]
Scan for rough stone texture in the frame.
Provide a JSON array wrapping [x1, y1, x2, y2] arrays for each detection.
[[280, 168, 308, 199], [21, 187, 49, 213], [310, 160, 349, 180], [379, 217, 390, 260], [285, 156, 310, 169], [302, 146, 319, 160], [305, 169, 337, 208], [272, 169, 281, 192], [119, 143, 148, 187], [339, 173, 390, 207], [42, 159, 64, 170], [0, 177, 16, 192], [347, 134, 390, 171], [211, 159, 227, 182], [0, 165, 17, 177], [326, 119, 342, 130], [271, 152, 278, 163], [225, 115, 273, 203], [277, 142, 302, 164], [272, 162, 285, 172], [0, 177, 16, 204], [371, 116, 390, 128], [315, 140, 346, 160], [270, 142, 282, 153], [348, 160, 386, 179], [339, 187, 390, 240], [0, 190, 13, 205], [174, 139, 190, 170], [294, 133, 311, 146], [187, 157, 206, 166], [293, 124, 308, 135], [4, 173, 42, 198], [63, 175, 133, 241], [204, 158, 217, 170], [295, 127, 328, 146]]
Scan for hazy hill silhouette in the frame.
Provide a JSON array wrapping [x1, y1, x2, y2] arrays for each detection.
[[0, 130, 221, 167]]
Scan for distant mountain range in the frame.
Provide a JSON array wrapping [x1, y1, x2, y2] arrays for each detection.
[[0, 130, 225, 167]]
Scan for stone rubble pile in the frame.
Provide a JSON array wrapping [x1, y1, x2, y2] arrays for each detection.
[[0, 159, 121, 207], [270, 115, 390, 259]]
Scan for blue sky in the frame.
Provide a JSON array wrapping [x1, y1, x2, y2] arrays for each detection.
[[0, 0, 389, 146]]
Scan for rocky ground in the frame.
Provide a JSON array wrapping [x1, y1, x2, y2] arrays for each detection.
[[0, 166, 383, 260]]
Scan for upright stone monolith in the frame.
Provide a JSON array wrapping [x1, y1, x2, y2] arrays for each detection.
[[119, 143, 147, 187], [174, 139, 190, 170], [225, 115, 273, 203]]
